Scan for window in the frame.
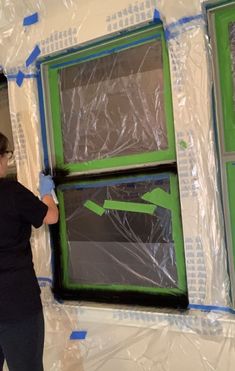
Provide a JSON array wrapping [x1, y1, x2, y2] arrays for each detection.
[[39, 24, 188, 307]]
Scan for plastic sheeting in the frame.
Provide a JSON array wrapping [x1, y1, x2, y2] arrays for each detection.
[[59, 40, 167, 162], [55, 173, 187, 307], [0, 0, 235, 370]]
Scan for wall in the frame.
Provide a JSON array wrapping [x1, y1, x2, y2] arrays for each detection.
[[0, 0, 234, 370]]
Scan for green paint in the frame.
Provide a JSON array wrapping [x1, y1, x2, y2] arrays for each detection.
[[214, 6, 235, 152], [43, 24, 176, 173], [84, 200, 105, 216], [169, 174, 187, 293], [141, 188, 172, 210], [226, 162, 235, 270], [179, 140, 188, 150], [103, 200, 156, 215], [56, 190, 70, 288]]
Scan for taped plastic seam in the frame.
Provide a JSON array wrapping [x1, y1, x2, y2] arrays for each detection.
[[23, 12, 39, 26], [165, 13, 204, 40], [189, 304, 235, 315], [25, 45, 41, 67], [37, 277, 53, 288], [7, 72, 38, 87], [70, 331, 87, 340], [153, 8, 161, 24], [50, 34, 161, 70]]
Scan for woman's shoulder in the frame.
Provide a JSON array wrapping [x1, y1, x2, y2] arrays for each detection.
[[0, 178, 20, 190]]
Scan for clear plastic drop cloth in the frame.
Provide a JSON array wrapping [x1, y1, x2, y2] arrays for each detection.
[[0, 0, 235, 370]]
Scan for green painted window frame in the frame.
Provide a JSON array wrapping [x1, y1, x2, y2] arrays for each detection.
[[227, 162, 235, 269], [42, 24, 176, 173], [56, 172, 187, 297], [214, 5, 235, 153]]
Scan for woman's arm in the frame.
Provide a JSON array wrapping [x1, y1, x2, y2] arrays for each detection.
[[41, 194, 59, 224]]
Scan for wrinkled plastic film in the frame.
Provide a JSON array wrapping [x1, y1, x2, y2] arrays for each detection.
[[59, 40, 167, 163], [0, 0, 234, 370], [157, 3, 231, 306], [62, 176, 178, 291]]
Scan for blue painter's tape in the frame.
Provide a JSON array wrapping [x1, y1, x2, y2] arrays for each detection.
[[153, 8, 161, 23], [37, 277, 53, 284], [164, 14, 203, 41], [26, 45, 41, 67], [23, 12, 39, 26], [36, 70, 50, 170], [70, 331, 87, 340], [16, 70, 25, 87], [57, 173, 171, 192], [188, 304, 235, 315], [7, 73, 38, 80], [167, 14, 203, 32], [51, 34, 161, 70]]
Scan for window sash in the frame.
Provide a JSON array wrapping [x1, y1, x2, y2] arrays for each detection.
[[56, 172, 187, 297], [42, 24, 176, 174]]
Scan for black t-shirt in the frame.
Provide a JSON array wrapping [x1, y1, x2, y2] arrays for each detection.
[[0, 178, 48, 321]]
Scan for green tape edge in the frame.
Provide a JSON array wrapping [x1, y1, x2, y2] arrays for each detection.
[[103, 200, 156, 215], [214, 6, 235, 152], [226, 162, 235, 270], [141, 188, 172, 210], [84, 200, 105, 216]]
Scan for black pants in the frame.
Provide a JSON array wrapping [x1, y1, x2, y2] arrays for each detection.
[[0, 310, 44, 371]]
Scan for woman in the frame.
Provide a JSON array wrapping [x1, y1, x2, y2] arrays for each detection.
[[0, 132, 58, 371]]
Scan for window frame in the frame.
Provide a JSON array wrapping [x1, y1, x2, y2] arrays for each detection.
[[55, 171, 187, 303], [214, 6, 235, 153], [41, 24, 176, 174], [38, 23, 188, 307]]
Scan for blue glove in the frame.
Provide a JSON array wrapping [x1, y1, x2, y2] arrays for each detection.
[[39, 172, 55, 198]]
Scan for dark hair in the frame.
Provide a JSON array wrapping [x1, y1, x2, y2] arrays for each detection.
[[0, 132, 9, 155]]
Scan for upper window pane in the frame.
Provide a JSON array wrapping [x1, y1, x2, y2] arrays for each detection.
[[59, 40, 167, 164], [42, 25, 175, 173]]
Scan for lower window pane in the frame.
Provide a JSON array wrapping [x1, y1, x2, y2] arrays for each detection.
[[54, 171, 187, 307]]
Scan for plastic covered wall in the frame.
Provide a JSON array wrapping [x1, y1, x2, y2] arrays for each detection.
[[0, 0, 235, 370]]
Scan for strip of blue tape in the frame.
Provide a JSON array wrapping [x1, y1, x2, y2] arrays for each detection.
[[7, 72, 38, 87], [153, 8, 161, 23], [70, 331, 87, 340], [26, 45, 41, 67], [166, 14, 203, 32], [188, 304, 235, 315], [165, 14, 203, 41], [36, 70, 50, 170], [7, 73, 38, 79], [57, 173, 170, 191], [16, 70, 25, 87], [37, 277, 53, 284], [51, 34, 161, 70], [23, 12, 39, 26]]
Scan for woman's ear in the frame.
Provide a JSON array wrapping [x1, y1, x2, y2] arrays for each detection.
[[0, 155, 7, 177]]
